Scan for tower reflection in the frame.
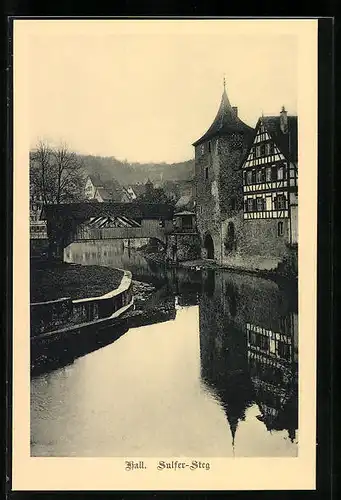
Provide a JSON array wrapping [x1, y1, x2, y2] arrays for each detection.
[[199, 270, 298, 447]]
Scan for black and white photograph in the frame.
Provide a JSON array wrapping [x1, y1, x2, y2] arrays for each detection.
[[12, 18, 318, 491]]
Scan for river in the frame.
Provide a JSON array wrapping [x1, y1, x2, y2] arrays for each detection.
[[31, 240, 299, 457]]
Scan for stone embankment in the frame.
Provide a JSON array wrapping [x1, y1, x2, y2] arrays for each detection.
[[31, 264, 134, 372]]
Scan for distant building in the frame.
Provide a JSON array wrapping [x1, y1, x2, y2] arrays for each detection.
[[30, 195, 47, 239], [94, 187, 115, 203], [163, 179, 195, 210], [124, 183, 147, 201], [84, 174, 103, 199], [85, 174, 128, 203], [175, 194, 195, 211]]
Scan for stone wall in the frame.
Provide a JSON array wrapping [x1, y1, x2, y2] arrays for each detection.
[[194, 133, 252, 263], [30, 270, 133, 337], [218, 134, 250, 217], [194, 137, 222, 259], [31, 297, 73, 337], [219, 210, 294, 270]]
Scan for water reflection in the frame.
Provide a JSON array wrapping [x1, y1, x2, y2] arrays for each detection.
[[31, 241, 298, 456], [199, 270, 298, 454]]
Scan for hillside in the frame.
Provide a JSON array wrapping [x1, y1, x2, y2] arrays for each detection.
[[80, 155, 195, 186]]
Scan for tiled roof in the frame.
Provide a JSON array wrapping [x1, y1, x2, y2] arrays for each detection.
[[193, 88, 253, 146], [95, 187, 113, 201], [95, 180, 126, 202], [88, 175, 104, 187], [262, 115, 298, 163], [175, 194, 193, 209], [129, 184, 146, 197], [43, 202, 175, 220]]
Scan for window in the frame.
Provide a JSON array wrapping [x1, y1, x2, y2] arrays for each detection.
[[259, 335, 270, 352], [231, 196, 237, 210], [256, 170, 263, 183], [278, 166, 284, 180], [255, 146, 261, 157], [200, 144, 205, 156], [266, 142, 275, 155], [278, 221, 284, 236], [277, 341, 291, 359], [276, 194, 286, 209], [205, 167, 208, 180], [256, 197, 265, 211], [247, 198, 254, 212], [247, 171, 252, 184], [251, 170, 256, 184], [271, 165, 277, 181], [260, 144, 266, 156], [266, 167, 272, 182], [208, 141, 212, 153]]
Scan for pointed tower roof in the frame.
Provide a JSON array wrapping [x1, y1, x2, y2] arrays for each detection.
[[226, 411, 239, 449], [192, 84, 253, 146]]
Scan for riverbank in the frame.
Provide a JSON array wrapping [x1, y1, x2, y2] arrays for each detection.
[[31, 261, 124, 303], [139, 249, 298, 282], [30, 277, 170, 376]]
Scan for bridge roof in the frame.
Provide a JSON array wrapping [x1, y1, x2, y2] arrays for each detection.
[[42, 201, 175, 221]]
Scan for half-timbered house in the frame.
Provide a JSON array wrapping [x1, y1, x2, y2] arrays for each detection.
[[242, 107, 298, 245]]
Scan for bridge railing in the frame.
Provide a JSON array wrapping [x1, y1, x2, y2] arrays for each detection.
[[74, 226, 166, 241]]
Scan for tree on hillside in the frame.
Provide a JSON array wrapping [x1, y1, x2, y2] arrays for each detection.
[[30, 140, 86, 206], [135, 180, 175, 206]]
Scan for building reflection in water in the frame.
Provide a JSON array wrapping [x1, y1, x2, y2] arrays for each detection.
[[64, 241, 298, 452], [199, 269, 298, 450]]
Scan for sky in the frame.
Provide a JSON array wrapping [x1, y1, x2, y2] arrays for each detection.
[[24, 21, 298, 163]]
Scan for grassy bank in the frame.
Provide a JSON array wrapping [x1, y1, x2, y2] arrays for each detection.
[[31, 261, 124, 303]]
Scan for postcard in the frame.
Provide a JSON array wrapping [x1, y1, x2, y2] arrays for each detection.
[[12, 18, 317, 491]]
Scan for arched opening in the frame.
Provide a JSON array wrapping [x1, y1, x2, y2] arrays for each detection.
[[204, 233, 215, 260]]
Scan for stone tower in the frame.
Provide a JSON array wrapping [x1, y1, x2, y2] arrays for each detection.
[[192, 82, 253, 262]]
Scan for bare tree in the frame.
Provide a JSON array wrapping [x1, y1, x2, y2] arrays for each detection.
[[30, 140, 86, 206]]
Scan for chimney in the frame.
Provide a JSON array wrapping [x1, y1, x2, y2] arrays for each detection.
[[232, 106, 238, 117], [280, 106, 288, 134]]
